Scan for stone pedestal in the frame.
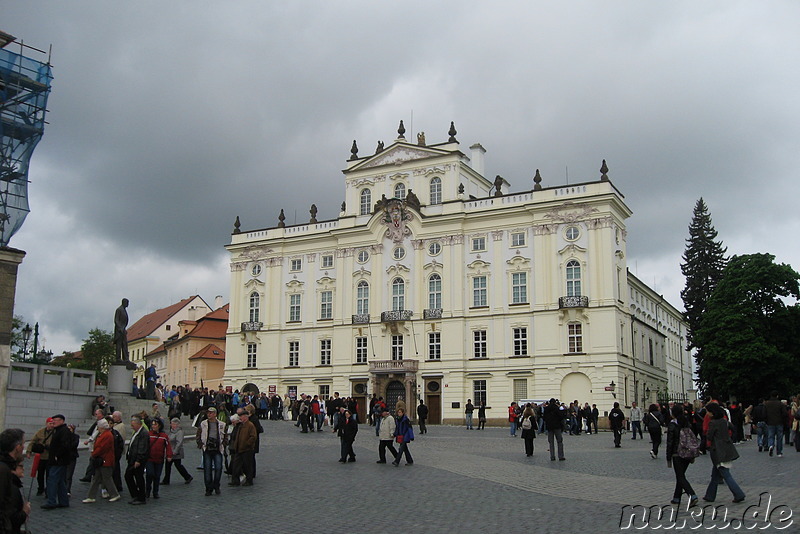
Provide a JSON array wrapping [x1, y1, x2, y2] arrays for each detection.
[[108, 363, 134, 396], [0, 247, 26, 431]]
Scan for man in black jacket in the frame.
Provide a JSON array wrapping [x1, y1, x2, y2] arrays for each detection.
[[42, 414, 71, 510], [543, 399, 566, 461], [124, 415, 150, 505], [0, 428, 29, 531]]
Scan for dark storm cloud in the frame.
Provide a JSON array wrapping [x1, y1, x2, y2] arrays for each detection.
[[4, 1, 800, 353]]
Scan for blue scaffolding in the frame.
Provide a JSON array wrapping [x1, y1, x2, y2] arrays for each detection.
[[0, 31, 53, 247]]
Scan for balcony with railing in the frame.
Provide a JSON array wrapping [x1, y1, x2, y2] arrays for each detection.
[[351, 314, 370, 324], [423, 308, 442, 320], [241, 322, 263, 331], [558, 296, 589, 308], [381, 310, 413, 322], [369, 359, 419, 374]]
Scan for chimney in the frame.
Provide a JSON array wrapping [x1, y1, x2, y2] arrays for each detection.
[[470, 143, 486, 177], [187, 306, 197, 321], [215, 295, 223, 309]]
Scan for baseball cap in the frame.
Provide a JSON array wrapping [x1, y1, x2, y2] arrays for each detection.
[[207, 407, 217, 413]]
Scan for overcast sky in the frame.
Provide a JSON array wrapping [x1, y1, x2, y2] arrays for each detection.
[[4, 1, 800, 355]]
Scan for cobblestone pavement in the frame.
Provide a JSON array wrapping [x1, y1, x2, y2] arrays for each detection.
[[26, 422, 799, 534]]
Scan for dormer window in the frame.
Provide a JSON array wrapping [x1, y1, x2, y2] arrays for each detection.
[[394, 183, 406, 199]]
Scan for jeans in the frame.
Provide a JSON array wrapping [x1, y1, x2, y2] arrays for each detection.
[[46, 464, 69, 507], [704, 465, 745, 502], [756, 421, 767, 449], [145, 461, 164, 497], [465, 413, 473, 429], [767, 425, 784, 455], [203, 450, 223, 491], [630, 421, 643, 439], [317, 413, 325, 430], [510, 421, 517, 437], [547, 429, 565, 460]]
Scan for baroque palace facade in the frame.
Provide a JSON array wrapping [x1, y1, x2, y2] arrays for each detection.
[[224, 123, 692, 424]]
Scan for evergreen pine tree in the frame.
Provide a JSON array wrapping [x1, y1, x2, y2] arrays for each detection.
[[680, 198, 727, 351]]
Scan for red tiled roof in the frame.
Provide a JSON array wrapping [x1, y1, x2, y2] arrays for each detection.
[[188, 343, 225, 361], [204, 304, 229, 321], [126, 296, 206, 342], [146, 343, 166, 357]]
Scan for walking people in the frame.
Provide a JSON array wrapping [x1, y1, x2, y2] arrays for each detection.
[[162, 418, 192, 485], [629, 402, 643, 440], [197, 407, 226, 496], [543, 399, 566, 461], [376, 407, 398, 464], [465, 399, 475, 430], [702, 402, 745, 503], [765, 391, 787, 457], [392, 408, 414, 466], [416, 400, 428, 434], [335, 409, 358, 463], [609, 402, 626, 448], [520, 406, 536, 457], [82, 419, 121, 503], [644, 404, 665, 458], [666, 405, 698, 507], [144, 418, 172, 499], [124, 415, 149, 505]]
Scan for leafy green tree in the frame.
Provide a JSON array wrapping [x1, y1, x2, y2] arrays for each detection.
[[9, 315, 27, 360], [681, 198, 727, 351], [694, 253, 800, 402], [77, 328, 115, 385]]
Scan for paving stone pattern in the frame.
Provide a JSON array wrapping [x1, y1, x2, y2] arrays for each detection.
[[26, 422, 799, 534]]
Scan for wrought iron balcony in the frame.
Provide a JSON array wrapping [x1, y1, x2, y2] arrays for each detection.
[[558, 296, 589, 308], [381, 310, 413, 322], [351, 314, 370, 324], [369, 359, 419, 373], [423, 308, 442, 320], [241, 321, 263, 331]]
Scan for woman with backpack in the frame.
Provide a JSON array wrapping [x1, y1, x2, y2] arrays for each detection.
[[666, 405, 698, 507], [643, 404, 664, 459], [520, 405, 537, 457]]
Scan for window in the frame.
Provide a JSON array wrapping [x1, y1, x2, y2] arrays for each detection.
[[391, 335, 403, 361], [290, 258, 302, 272], [513, 327, 528, 356], [472, 236, 486, 252], [360, 188, 372, 215], [565, 226, 580, 241], [319, 385, 330, 400], [473, 380, 487, 406], [356, 281, 369, 315], [473, 276, 487, 307], [320, 339, 331, 365], [511, 232, 526, 247], [357, 250, 369, 263], [247, 343, 257, 368], [393, 246, 406, 260], [428, 332, 441, 360], [288, 341, 299, 367], [355, 336, 368, 363], [566, 260, 582, 297], [511, 272, 527, 304], [428, 274, 442, 309], [568, 323, 583, 353], [430, 177, 442, 205], [320, 291, 332, 320], [249, 291, 260, 323], [394, 183, 406, 199], [513, 379, 528, 401], [473, 330, 487, 358], [251, 264, 262, 276], [428, 242, 441, 256], [649, 338, 654, 366], [321, 255, 334, 268], [289, 294, 301, 322], [392, 278, 405, 311]]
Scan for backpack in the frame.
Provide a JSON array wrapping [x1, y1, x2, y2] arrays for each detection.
[[677, 427, 701, 459], [111, 428, 125, 459], [521, 416, 533, 430]]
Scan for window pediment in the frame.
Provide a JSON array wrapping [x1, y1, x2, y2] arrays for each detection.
[[286, 279, 304, 291], [506, 255, 531, 268], [423, 260, 443, 273], [316, 276, 336, 290], [352, 267, 372, 278], [386, 264, 410, 276], [558, 243, 587, 256], [244, 278, 265, 289], [466, 259, 491, 273]]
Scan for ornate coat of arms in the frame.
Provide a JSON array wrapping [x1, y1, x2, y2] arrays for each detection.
[[382, 198, 413, 243]]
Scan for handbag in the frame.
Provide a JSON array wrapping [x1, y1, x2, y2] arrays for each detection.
[[396, 435, 404, 444], [91, 455, 104, 468]]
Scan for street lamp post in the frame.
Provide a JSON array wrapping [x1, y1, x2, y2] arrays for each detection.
[[21, 323, 32, 360]]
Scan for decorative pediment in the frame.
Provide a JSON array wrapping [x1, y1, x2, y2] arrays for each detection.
[[466, 259, 491, 273], [506, 255, 531, 268], [244, 278, 265, 289], [423, 260, 443, 273], [356, 144, 449, 170], [236, 245, 273, 262], [388, 172, 410, 182], [286, 279, 304, 290], [558, 243, 587, 256], [316, 276, 336, 290], [386, 264, 410, 276], [544, 201, 598, 223], [352, 267, 372, 278]]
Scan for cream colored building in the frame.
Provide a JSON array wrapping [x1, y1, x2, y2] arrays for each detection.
[[224, 123, 692, 424]]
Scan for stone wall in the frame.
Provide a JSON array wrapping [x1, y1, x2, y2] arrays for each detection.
[[0, 247, 26, 431]]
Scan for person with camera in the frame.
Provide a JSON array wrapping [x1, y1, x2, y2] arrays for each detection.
[[25, 417, 54, 496], [197, 407, 227, 496]]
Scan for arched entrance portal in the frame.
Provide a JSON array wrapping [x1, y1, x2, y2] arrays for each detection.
[[385, 380, 405, 413], [560, 373, 592, 404], [241, 383, 260, 396]]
